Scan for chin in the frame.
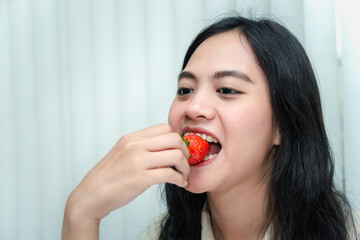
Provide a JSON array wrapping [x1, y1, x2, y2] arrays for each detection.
[[185, 186, 207, 194], [184, 176, 211, 194]]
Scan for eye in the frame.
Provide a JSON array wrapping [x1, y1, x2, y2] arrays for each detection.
[[216, 88, 241, 95], [177, 87, 194, 96]]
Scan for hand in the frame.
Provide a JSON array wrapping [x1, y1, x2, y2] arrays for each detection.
[[62, 123, 190, 240]]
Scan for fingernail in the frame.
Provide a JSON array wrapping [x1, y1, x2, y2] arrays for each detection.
[[183, 180, 188, 187]]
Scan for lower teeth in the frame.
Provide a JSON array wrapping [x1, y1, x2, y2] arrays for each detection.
[[204, 154, 216, 161]]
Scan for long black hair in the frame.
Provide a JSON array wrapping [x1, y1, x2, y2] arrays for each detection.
[[159, 15, 357, 240]]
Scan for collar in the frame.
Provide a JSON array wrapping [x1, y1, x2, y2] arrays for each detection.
[[201, 202, 271, 240]]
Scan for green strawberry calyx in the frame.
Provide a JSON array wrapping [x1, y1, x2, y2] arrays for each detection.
[[181, 135, 192, 158]]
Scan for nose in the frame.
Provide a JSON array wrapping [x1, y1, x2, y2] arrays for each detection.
[[183, 91, 215, 120]]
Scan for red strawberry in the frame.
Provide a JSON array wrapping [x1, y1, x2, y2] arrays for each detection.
[[183, 134, 210, 165]]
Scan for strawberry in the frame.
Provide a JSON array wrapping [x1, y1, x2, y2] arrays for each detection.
[[182, 134, 210, 165]]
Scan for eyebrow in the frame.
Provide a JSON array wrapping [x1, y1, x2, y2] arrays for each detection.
[[178, 70, 253, 83], [178, 71, 196, 81], [213, 70, 253, 83]]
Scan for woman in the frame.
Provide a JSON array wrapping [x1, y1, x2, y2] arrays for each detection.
[[62, 15, 359, 240]]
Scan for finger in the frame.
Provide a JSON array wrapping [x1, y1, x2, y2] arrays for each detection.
[[141, 132, 190, 159], [144, 149, 190, 177], [116, 124, 173, 152], [147, 168, 188, 188], [131, 123, 172, 139]]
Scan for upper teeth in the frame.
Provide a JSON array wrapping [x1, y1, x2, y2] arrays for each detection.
[[183, 132, 218, 143]]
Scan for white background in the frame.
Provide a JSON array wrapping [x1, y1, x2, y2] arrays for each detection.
[[0, 0, 359, 239]]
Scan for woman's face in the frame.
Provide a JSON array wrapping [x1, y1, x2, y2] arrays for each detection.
[[168, 30, 280, 194]]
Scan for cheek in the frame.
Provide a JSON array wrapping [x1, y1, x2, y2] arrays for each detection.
[[222, 104, 274, 179], [168, 101, 181, 130], [225, 101, 274, 148]]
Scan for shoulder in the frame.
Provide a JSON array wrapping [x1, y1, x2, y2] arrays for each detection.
[[140, 213, 165, 240], [140, 206, 214, 240], [349, 211, 360, 239]]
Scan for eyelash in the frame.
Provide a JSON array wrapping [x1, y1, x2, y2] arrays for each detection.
[[176, 87, 241, 96], [177, 88, 194, 96], [216, 88, 241, 95]]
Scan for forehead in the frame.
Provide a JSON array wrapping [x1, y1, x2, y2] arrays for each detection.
[[184, 30, 265, 83]]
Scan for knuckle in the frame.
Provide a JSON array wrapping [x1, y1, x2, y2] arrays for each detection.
[[161, 123, 172, 133], [172, 133, 183, 145], [119, 133, 131, 145], [174, 149, 184, 159], [122, 140, 140, 152], [165, 168, 177, 179]]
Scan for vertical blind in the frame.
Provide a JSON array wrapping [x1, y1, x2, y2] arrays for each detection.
[[0, 0, 359, 239]]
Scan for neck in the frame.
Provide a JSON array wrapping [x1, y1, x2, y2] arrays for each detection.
[[207, 177, 270, 240]]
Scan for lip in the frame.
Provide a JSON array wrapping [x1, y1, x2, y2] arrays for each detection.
[[190, 154, 218, 167], [181, 126, 221, 167], [181, 126, 220, 143]]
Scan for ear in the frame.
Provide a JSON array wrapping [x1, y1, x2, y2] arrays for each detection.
[[273, 126, 281, 146]]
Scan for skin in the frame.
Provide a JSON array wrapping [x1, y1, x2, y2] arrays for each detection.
[[62, 30, 279, 240], [62, 124, 190, 240], [168, 30, 280, 239]]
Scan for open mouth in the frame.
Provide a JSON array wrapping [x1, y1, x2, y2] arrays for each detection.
[[183, 132, 222, 161]]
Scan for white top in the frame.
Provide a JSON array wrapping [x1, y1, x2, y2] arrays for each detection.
[[140, 206, 270, 240], [141, 208, 359, 239]]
